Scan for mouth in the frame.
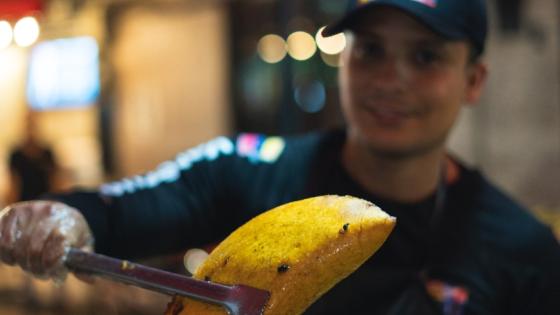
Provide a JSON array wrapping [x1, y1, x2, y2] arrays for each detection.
[[362, 102, 417, 125]]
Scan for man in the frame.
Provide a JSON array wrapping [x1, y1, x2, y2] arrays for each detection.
[[1, 0, 559, 314], [7, 113, 58, 203]]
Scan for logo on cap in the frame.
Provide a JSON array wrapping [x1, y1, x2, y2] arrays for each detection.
[[411, 0, 437, 8], [357, 0, 437, 8]]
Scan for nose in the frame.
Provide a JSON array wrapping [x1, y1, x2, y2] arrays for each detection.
[[369, 57, 406, 93]]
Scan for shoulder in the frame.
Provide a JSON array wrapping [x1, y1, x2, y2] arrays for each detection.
[[8, 148, 23, 164], [457, 164, 560, 261], [9, 147, 22, 158]]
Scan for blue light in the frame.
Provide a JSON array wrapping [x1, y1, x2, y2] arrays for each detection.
[[294, 80, 326, 113]]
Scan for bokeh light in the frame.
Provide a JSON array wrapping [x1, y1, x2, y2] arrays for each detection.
[[294, 80, 326, 113], [257, 34, 287, 64], [0, 21, 12, 49], [183, 248, 209, 274], [287, 31, 316, 61], [14, 16, 40, 47], [320, 51, 343, 67], [316, 26, 346, 55]]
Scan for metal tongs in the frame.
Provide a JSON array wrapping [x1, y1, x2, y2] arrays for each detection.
[[65, 248, 270, 315]]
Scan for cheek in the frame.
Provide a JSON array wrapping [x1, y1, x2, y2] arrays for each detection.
[[415, 71, 467, 113], [410, 73, 467, 139]]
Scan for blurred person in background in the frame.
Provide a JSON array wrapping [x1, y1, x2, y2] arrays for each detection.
[[1, 0, 560, 314], [6, 112, 58, 203]]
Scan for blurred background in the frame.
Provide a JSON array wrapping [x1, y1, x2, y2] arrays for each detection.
[[0, 0, 558, 314]]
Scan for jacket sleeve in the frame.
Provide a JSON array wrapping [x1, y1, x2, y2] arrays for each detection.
[[48, 136, 249, 259]]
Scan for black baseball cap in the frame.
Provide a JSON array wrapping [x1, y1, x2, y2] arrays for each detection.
[[322, 0, 488, 55]]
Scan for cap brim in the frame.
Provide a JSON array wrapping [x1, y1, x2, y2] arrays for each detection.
[[322, 2, 465, 40], [322, 4, 368, 37]]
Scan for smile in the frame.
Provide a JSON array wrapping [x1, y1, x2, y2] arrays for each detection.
[[362, 102, 418, 124]]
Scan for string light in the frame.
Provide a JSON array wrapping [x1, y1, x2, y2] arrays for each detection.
[[257, 34, 287, 64], [320, 51, 342, 68], [287, 31, 316, 61], [315, 26, 346, 55], [14, 16, 40, 47]]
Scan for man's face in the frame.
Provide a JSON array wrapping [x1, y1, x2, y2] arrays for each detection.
[[339, 7, 486, 158]]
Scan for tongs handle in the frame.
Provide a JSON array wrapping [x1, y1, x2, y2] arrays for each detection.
[[65, 249, 269, 315]]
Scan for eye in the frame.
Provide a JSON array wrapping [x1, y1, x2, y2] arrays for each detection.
[[353, 41, 384, 60], [413, 49, 440, 66]]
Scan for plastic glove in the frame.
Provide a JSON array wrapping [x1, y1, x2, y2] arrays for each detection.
[[0, 201, 93, 283]]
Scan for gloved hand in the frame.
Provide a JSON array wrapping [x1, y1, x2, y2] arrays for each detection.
[[0, 201, 93, 282]]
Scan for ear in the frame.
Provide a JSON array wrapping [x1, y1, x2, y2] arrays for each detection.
[[464, 62, 488, 105]]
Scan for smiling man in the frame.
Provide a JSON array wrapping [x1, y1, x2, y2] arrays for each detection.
[[336, 4, 487, 203], [1, 0, 560, 314]]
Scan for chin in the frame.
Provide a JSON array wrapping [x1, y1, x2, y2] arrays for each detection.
[[367, 143, 419, 159], [360, 134, 441, 159]]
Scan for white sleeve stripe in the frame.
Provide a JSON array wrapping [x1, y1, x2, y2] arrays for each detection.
[[99, 137, 234, 197]]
